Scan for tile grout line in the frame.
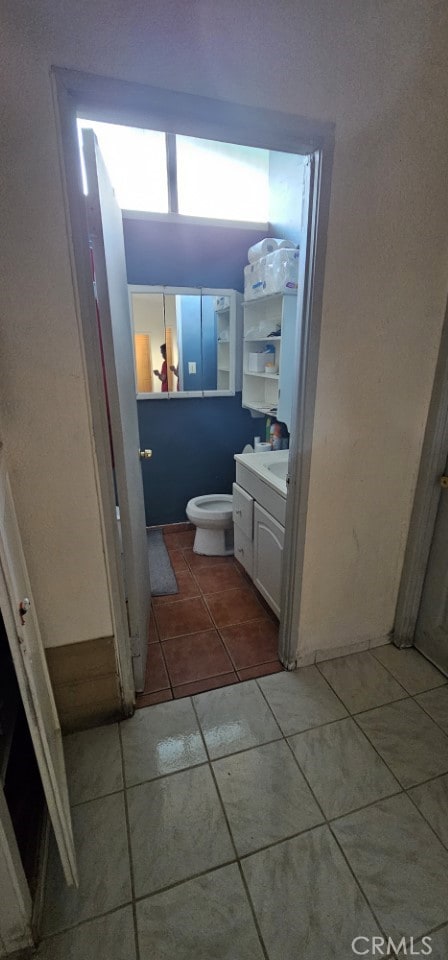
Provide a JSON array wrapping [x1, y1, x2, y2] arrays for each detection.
[[38, 900, 135, 944], [117, 722, 141, 960], [189, 695, 271, 960]]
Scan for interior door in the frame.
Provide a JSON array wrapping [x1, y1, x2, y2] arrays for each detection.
[[83, 129, 151, 691], [0, 455, 77, 885], [414, 462, 448, 675]]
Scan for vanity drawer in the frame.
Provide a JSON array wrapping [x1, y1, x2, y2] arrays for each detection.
[[232, 482, 254, 539], [234, 525, 253, 577]]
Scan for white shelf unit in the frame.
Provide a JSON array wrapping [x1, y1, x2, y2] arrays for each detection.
[[242, 293, 298, 425], [202, 288, 243, 397]]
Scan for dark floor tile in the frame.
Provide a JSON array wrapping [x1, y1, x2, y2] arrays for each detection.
[[237, 661, 284, 681], [148, 611, 159, 644], [144, 643, 170, 694], [205, 587, 268, 628], [221, 618, 279, 670], [153, 569, 199, 606], [173, 672, 238, 699], [136, 689, 173, 709], [165, 548, 189, 573], [183, 550, 236, 571], [193, 564, 245, 595], [154, 596, 213, 641], [163, 630, 234, 686], [164, 530, 195, 550]]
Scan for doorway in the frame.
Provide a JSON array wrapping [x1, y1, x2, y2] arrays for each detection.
[[53, 68, 334, 705]]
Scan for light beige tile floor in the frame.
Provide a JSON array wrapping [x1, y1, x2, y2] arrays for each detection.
[[37, 645, 448, 960]]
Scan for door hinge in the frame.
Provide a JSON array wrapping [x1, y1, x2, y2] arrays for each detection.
[[130, 635, 141, 658]]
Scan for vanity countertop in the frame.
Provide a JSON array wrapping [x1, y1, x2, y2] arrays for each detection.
[[234, 450, 288, 498]]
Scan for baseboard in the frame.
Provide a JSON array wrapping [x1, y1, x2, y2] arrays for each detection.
[[295, 634, 392, 668], [45, 636, 123, 732]]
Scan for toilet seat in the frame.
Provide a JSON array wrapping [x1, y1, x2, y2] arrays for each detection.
[[186, 494, 234, 556], [186, 494, 233, 527]]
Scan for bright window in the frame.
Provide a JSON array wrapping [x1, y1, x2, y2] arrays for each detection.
[[77, 119, 169, 212], [176, 136, 269, 222]]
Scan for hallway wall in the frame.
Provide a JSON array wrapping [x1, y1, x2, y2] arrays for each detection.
[[0, 0, 447, 666]]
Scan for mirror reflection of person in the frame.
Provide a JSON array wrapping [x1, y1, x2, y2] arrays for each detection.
[[153, 343, 168, 392], [170, 363, 180, 391]]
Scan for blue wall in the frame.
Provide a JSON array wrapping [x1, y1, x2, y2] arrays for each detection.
[[124, 217, 268, 524]]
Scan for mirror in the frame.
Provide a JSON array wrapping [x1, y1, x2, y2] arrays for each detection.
[[128, 286, 238, 398]]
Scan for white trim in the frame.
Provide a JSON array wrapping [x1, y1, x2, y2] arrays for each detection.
[[123, 210, 269, 231], [52, 68, 335, 683]]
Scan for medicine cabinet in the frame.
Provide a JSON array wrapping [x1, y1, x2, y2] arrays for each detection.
[[128, 285, 243, 399]]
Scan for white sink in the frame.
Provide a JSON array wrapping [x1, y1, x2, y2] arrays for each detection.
[[267, 460, 288, 480], [234, 450, 289, 498]]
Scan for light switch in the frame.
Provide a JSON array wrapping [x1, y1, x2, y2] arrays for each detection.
[[188, 361, 197, 374]]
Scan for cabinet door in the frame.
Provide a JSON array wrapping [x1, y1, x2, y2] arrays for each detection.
[[253, 503, 285, 617], [277, 296, 299, 431], [232, 483, 254, 540]]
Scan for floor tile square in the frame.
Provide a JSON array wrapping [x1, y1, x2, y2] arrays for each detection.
[[120, 697, 206, 786], [153, 569, 199, 605], [332, 794, 448, 940], [258, 667, 347, 736], [318, 651, 406, 713], [127, 765, 234, 897], [220, 618, 279, 670], [193, 564, 245, 594], [148, 610, 159, 643], [136, 689, 173, 709], [193, 679, 281, 758], [162, 629, 233, 686], [164, 547, 189, 573], [289, 717, 399, 818], [243, 825, 380, 960], [41, 793, 131, 936], [237, 660, 283, 681], [373, 645, 447, 695], [416, 686, 448, 734], [136, 863, 264, 960], [36, 906, 136, 960], [213, 739, 322, 855], [173, 673, 238, 698], [183, 549, 235, 571], [143, 642, 169, 693], [413, 923, 448, 959], [204, 587, 268, 628], [154, 596, 213, 640], [409, 773, 448, 848], [64, 723, 123, 806], [356, 698, 448, 787]]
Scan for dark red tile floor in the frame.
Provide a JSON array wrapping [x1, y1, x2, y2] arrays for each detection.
[[136, 526, 284, 708]]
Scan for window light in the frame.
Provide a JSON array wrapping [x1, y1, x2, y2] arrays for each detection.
[[176, 136, 270, 222], [77, 119, 169, 213]]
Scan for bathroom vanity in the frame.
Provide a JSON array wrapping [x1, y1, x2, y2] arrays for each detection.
[[233, 451, 288, 617]]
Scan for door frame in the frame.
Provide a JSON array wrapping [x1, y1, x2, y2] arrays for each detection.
[[51, 66, 335, 674], [394, 295, 448, 647]]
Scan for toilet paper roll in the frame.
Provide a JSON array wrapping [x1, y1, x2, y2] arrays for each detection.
[[248, 238, 280, 262], [278, 239, 297, 250]]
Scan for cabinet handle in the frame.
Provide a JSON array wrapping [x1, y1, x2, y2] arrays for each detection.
[[237, 547, 244, 555], [235, 509, 242, 516]]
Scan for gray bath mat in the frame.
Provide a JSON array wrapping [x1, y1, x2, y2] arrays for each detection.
[[147, 529, 179, 596]]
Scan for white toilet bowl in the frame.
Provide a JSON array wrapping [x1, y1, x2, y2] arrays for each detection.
[[186, 494, 234, 556]]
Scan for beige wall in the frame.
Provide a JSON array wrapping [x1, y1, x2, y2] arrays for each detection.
[[0, 0, 447, 659]]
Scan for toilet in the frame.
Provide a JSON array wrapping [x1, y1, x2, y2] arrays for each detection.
[[186, 494, 234, 556]]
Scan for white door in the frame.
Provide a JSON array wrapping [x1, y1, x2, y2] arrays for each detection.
[[0, 455, 77, 886], [414, 460, 448, 675], [82, 130, 151, 691]]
